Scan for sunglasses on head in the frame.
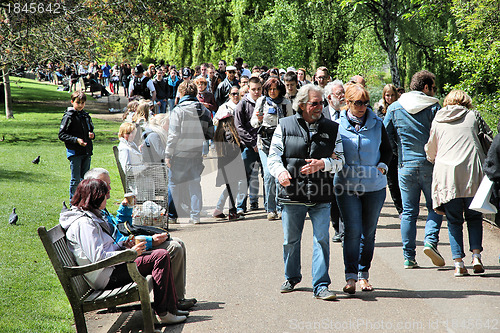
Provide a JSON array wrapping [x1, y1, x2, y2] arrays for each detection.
[[352, 100, 370, 107], [307, 101, 322, 107]]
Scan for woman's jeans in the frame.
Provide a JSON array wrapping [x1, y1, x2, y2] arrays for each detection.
[[236, 147, 260, 211], [443, 197, 483, 259], [282, 202, 331, 295], [258, 149, 278, 213], [337, 188, 386, 281], [398, 164, 443, 260], [68, 154, 91, 200]]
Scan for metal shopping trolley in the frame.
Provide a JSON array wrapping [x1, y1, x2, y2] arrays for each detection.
[[124, 163, 169, 229]]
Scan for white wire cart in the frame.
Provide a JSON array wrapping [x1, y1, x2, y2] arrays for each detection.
[[125, 163, 169, 229]]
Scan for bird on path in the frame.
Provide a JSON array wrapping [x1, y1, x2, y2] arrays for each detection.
[[9, 208, 18, 225], [32, 155, 40, 164], [61, 201, 69, 214]]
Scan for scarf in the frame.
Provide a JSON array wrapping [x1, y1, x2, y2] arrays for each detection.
[[167, 76, 180, 87], [266, 96, 284, 116], [347, 110, 366, 131]]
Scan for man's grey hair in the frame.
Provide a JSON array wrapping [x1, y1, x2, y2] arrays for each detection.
[[324, 80, 344, 97], [293, 84, 324, 111], [84, 168, 109, 179]]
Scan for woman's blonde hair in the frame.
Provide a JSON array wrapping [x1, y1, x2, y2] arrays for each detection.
[[443, 89, 472, 109], [122, 100, 139, 121], [146, 113, 170, 144], [132, 102, 150, 123], [118, 122, 136, 138], [382, 83, 398, 113]]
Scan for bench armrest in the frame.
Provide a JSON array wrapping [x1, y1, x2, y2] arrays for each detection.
[[64, 249, 137, 277]]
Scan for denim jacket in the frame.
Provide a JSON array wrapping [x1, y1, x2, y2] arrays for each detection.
[[384, 91, 440, 167]]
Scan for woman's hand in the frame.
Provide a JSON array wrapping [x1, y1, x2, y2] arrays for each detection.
[[124, 235, 135, 249], [152, 232, 169, 247], [132, 240, 146, 256]]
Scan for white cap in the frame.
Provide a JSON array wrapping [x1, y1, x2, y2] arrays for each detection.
[[226, 66, 237, 71], [287, 67, 296, 73]]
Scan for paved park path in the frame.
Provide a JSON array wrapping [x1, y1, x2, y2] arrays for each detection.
[[84, 157, 500, 333]]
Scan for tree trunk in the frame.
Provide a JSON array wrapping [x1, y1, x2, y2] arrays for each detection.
[[2, 68, 13, 119], [386, 40, 401, 88], [379, 0, 401, 88]]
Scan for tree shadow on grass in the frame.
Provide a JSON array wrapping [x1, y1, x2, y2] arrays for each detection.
[[0, 168, 43, 183]]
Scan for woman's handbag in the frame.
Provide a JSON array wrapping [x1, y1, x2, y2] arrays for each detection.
[[473, 110, 493, 154], [469, 175, 498, 214]]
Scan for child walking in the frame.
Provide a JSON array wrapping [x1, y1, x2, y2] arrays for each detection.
[[58, 91, 95, 199]]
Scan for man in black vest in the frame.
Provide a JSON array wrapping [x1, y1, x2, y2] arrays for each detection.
[[268, 84, 345, 301], [128, 64, 156, 102]]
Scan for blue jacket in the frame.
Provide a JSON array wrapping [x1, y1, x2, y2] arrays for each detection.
[[102, 204, 154, 250], [334, 110, 391, 193], [384, 91, 440, 167]]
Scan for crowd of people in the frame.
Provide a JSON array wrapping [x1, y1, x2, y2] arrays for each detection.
[[57, 57, 500, 321]]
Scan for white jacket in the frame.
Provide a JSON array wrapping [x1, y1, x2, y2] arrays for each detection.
[[59, 208, 126, 290]]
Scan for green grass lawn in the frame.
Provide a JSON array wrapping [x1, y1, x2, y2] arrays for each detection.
[[0, 78, 122, 333]]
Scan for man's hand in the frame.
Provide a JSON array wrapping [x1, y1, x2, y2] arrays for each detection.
[[300, 159, 325, 175], [152, 232, 169, 247], [77, 138, 87, 146], [278, 170, 292, 187], [89, 132, 95, 140]]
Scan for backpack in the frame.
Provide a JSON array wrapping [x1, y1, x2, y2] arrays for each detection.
[[141, 130, 164, 163]]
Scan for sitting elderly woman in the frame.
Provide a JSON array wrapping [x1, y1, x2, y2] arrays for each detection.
[[59, 179, 187, 324]]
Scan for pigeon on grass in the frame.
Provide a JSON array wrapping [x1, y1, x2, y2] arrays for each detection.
[[9, 208, 18, 225], [32, 155, 40, 164]]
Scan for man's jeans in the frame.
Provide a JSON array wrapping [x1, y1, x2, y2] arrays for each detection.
[[169, 157, 203, 220], [158, 99, 167, 114], [236, 147, 260, 211], [399, 164, 443, 260], [337, 188, 386, 281], [443, 197, 483, 259], [68, 154, 91, 200], [282, 202, 331, 294]]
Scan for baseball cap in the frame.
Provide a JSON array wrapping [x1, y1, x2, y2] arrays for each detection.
[[226, 65, 237, 72], [182, 68, 191, 78], [287, 67, 296, 73], [135, 64, 144, 74]]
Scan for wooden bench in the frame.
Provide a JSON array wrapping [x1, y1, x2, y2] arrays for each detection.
[[113, 145, 128, 193], [37, 225, 155, 333]]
